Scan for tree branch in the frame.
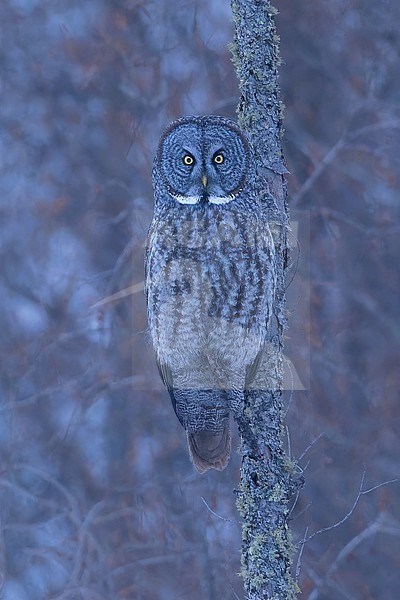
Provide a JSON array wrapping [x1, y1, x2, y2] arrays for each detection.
[[231, 1, 299, 598]]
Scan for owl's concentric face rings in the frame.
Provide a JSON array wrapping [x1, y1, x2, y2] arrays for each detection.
[[156, 116, 251, 206]]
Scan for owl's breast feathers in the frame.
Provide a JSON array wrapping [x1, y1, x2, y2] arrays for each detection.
[[145, 203, 275, 473], [145, 205, 275, 355], [146, 115, 276, 472]]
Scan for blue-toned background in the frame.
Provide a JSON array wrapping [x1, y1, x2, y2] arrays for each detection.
[[1, 1, 399, 598]]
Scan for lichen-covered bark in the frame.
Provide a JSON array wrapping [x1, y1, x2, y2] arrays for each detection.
[[230, 1, 300, 598]]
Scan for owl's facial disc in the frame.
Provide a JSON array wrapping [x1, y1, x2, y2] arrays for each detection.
[[159, 120, 249, 206]]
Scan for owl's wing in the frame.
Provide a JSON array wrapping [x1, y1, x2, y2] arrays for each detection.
[[156, 358, 173, 390], [156, 358, 183, 426], [143, 232, 151, 302], [143, 218, 158, 303], [245, 346, 264, 389]]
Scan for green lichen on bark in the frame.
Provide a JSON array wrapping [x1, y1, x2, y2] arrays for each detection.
[[230, 0, 286, 177], [230, 1, 300, 598]]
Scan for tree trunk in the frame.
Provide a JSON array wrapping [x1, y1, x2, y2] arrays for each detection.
[[230, 2, 300, 598]]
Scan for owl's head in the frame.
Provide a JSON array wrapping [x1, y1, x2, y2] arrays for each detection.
[[154, 115, 253, 207]]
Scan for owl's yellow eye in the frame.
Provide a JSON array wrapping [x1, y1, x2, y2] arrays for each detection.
[[183, 154, 194, 166], [213, 153, 224, 165]]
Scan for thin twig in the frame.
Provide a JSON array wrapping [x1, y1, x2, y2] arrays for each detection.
[[283, 356, 294, 417], [200, 496, 233, 522], [361, 477, 400, 496], [286, 425, 292, 461], [91, 281, 144, 308], [312, 206, 400, 235], [284, 227, 301, 291], [291, 500, 312, 522], [293, 137, 345, 203], [288, 489, 300, 519], [305, 471, 366, 543], [306, 567, 323, 600], [305, 472, 399, 544], [327, 514, 383, 578], [228, 581, 241, 600], [295, 525, 309, 582], [347, 118, 400, 140], [293, 117, 400, 204], [298, 432, 325, 463]]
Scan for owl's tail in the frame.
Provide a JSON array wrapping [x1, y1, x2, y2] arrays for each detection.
[[187, 426, 231, 473]]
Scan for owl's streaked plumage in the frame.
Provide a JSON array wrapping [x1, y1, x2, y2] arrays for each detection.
[[145, 115, 275, 472]]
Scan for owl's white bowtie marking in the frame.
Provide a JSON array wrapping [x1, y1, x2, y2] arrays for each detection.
[[173, 194, 200, 205], [208, 194, 236, 205], [173, 194, 237, 205]]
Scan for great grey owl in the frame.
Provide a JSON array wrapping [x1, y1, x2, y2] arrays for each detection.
[[145, 115, 275, 473]]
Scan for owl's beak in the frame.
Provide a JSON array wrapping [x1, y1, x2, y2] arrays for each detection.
[[201, 174, 208, 189]]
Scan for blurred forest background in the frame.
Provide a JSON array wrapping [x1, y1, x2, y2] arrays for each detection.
[[1, 0, 399, 598]]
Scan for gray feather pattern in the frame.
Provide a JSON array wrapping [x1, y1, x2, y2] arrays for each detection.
[[145, 115, 275, 472]]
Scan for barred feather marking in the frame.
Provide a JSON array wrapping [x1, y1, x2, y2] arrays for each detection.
[[145, 115, 275, 473]]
